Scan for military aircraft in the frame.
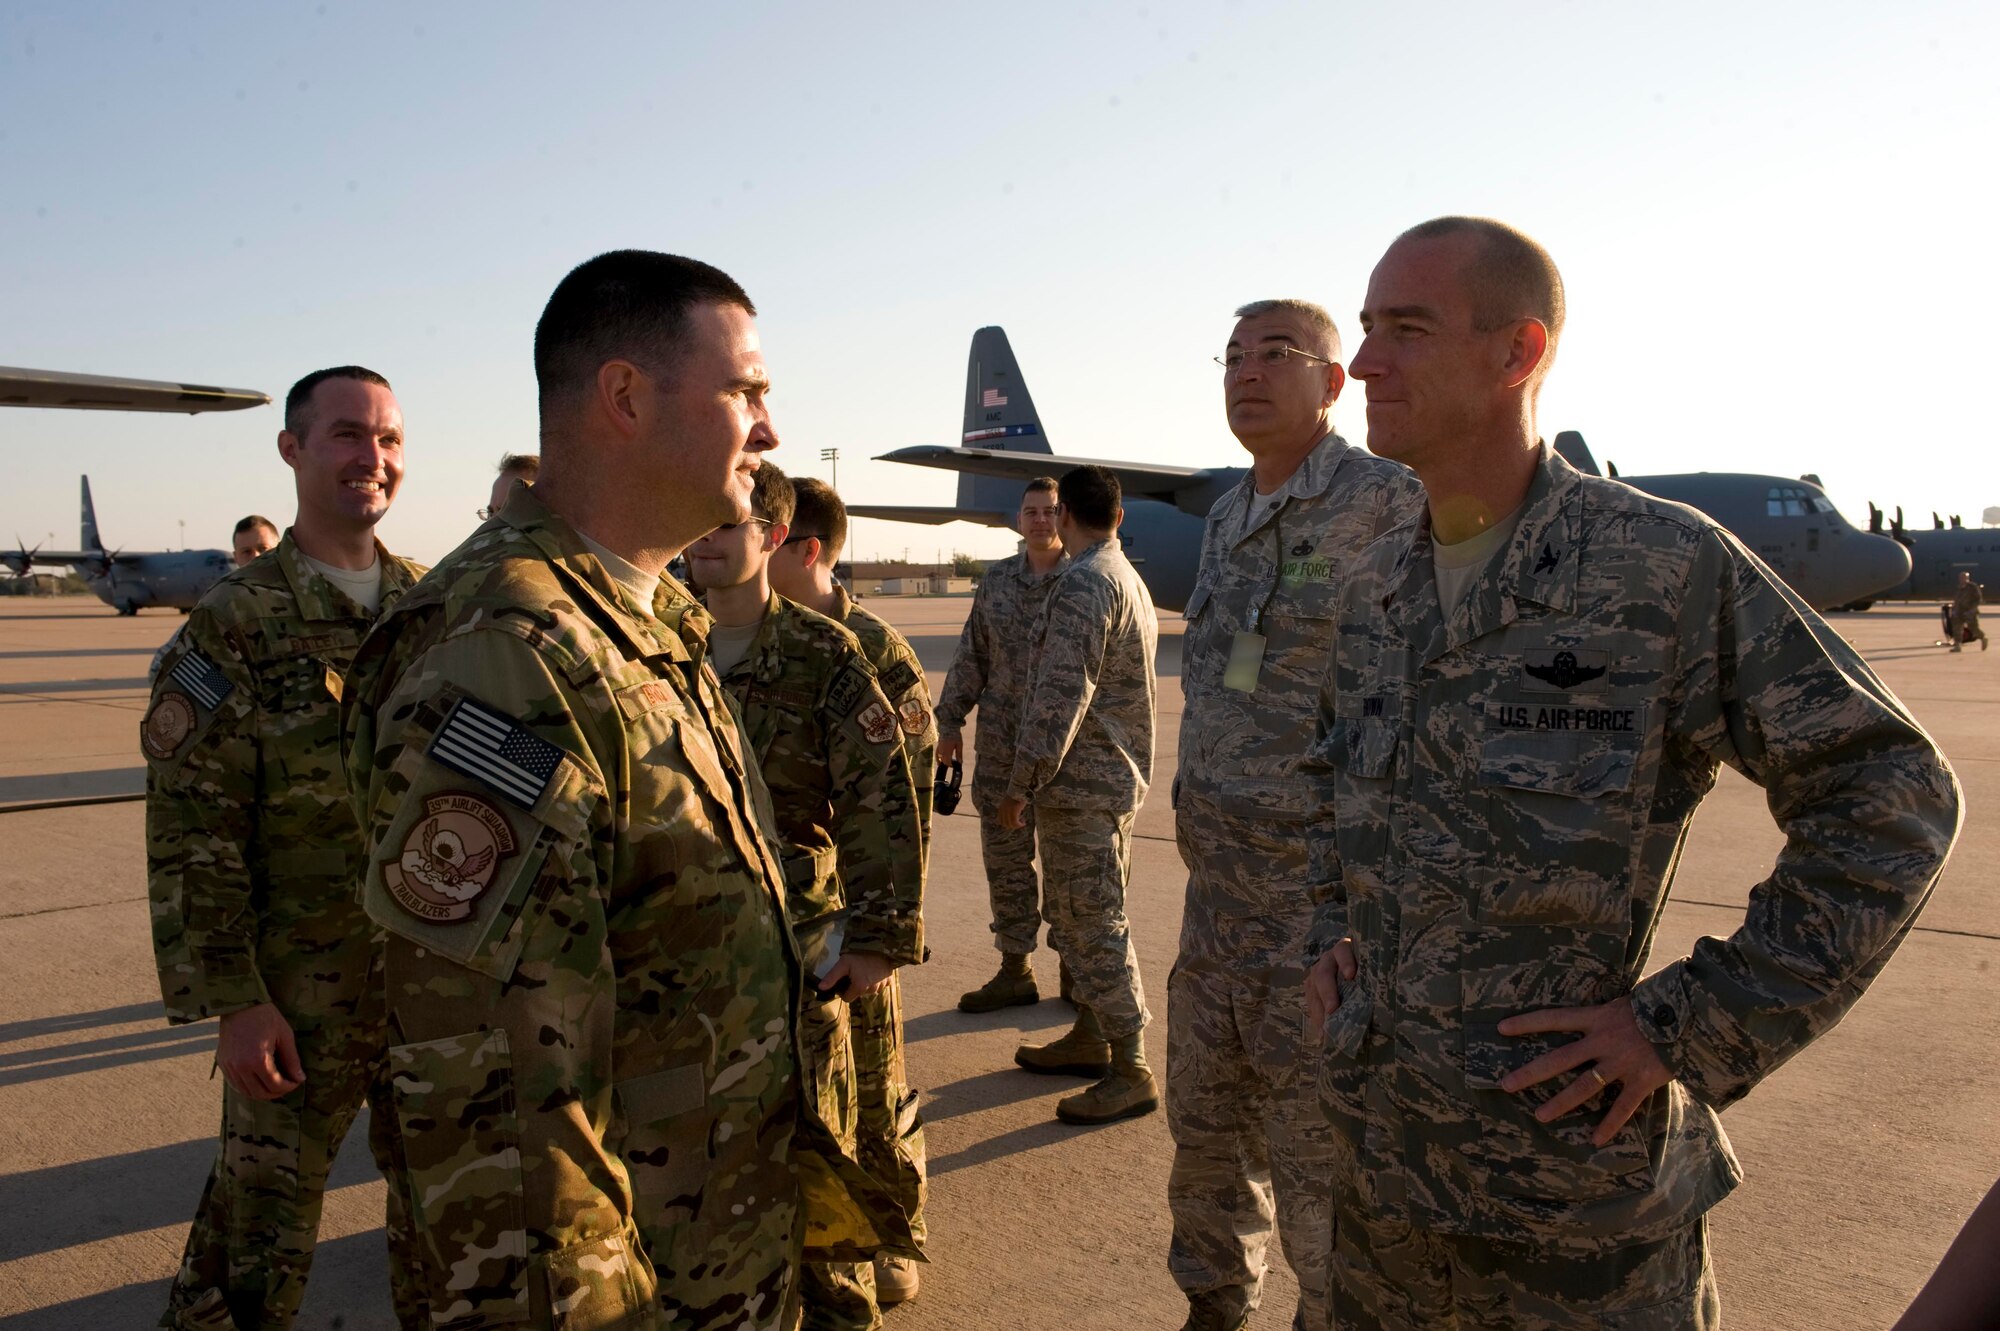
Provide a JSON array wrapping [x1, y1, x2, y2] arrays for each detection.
[[1864, 506, 2000, 603], [1, 366, 270, 612], [851, 327, 1912, 614]]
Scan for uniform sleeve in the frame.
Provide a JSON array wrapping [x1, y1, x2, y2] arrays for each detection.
[[1006, 575, 1111, 801], [143, 610, 269, 1022], [1629, 529, 1962, 1109], [344, 626, 653, 1319], [1299, 623, 1353, 967], [934, 584, 990, 739], [823, 663, 927, 964]]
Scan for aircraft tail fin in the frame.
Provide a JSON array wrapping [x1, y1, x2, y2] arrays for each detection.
[[80, 476, 105, 552], [957, 327, 1052, 514], [1552, 431, 1601, 477]]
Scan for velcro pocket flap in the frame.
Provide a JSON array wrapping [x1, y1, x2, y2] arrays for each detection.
[[613, 1065, 706, 1124]]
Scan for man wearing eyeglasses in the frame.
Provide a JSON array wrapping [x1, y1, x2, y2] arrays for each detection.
[[691, 465, 927, 1329], [1167, 301, 1422, 1331]]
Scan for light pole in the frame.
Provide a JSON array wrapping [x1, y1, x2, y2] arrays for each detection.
[[820, 447, 839, 490], [178, 519, 185, 551]]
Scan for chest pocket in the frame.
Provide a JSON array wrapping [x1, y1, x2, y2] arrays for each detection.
[[262, 654, 345, 788], [1475, 730, 1640, 921], [1316, 716, 1400, 898]]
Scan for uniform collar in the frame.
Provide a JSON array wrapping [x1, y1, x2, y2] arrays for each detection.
[[1382, 443, 1584, 661], [1224, 431, 1358, 548], [274, 528, 417, 622], [1005, 548, 1069, 584], [738, 590, 791, 685]]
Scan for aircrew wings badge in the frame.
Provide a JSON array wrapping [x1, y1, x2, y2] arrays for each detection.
[[384, 792, 516, 922]]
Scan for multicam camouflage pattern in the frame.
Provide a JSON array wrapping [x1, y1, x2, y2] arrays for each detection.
[[1306, 445, 1960, 1258], [1007, 539, 1158, 812], [1169, 434, 1419, 1328], [936, 550, 1067, 954], [1953, 578, 1984, 637], [824, 582, 933, 1239], [709, 591, 927, 1331], [142, 530, 425, 1330], [1331, 1206, 1718, 1329], [344, 487, 909, 1331]]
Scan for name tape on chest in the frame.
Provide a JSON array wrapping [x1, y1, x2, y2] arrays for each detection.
[[1487, 700, 1645, 734], [428, 697, 563, 809]]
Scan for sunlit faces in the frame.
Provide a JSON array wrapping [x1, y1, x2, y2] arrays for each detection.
[[231, 524, 278, 567], [1222, 309, 1343, 453], [1351, 232, 1519, 471], [686, 516, 782, 593], [278, 378, 404, 531], [654, 302, 779, 528], [1017, 490, 1060, 549]]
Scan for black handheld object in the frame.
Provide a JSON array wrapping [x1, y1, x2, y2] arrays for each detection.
[[934, 757, 963, 816]]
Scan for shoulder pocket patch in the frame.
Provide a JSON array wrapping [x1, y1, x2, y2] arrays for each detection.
[[877, 659, 919, 698], [142, 648, 236, 767], [826, 665, 873, 718], [428, 697, 563, 809]]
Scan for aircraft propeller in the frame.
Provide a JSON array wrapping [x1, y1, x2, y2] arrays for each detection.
[[1868, 502, 1884, 535], [3, 535, 43, 579]]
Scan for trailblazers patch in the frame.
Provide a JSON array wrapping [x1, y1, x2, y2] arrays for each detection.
[[1521, 649, 1609, 692], [1487, 700, 1644, 734], [898, 696, 931, 736], [141, 693, 198, 760], [385, 791, 516, 922], [858, 701, 898, 746]]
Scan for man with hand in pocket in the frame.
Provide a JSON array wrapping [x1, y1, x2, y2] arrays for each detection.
[[1303, 217, 1959, 1329]]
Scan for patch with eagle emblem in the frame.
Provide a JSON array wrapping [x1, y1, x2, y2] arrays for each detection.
[[384, 791, 516, 922]]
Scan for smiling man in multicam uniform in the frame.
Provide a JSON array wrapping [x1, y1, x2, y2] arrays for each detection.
[[144, 366, 426, 1331], [1302, 217, 1962, 1329]]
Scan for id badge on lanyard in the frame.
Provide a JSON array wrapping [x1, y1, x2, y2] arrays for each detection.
[[1224, 506, 1283, 693]]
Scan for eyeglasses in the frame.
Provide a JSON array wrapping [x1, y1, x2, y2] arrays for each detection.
[[781, 532, 827, 548], [713, 517, 775, 533], [1214, 345, 1335, 372]]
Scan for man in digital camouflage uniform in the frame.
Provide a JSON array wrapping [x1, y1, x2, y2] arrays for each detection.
[[1000, 465, 1161, 1126], [1304, 217, 1962, 1328], [1170, 301, 1422, 1331], [769, 474, 934, 1305], [144, 365, 426, 1330], [690, 462, 927, 1330], [937, 475, 1070, 1013], [343, 252, 904, 1330]]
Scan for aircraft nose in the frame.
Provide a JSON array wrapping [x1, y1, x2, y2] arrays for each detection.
[[1855, 532, 1912, 601]]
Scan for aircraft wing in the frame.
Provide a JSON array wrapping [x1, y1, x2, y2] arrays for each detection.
[[0, 367, 270, 413], [847, 505, 1013, 527], [876, 445, 1212, 503]]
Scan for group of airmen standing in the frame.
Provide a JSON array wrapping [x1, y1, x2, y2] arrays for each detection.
[[140, 217, 1964, 1331]]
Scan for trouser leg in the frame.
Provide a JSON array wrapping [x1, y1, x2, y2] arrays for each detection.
[[796, 993, 879, 1331], [849, 974, 925, 1246], [979, 804, 1044, 956], [1166, 961, 1269, 1324], [1036, 806, 1147, 1039]]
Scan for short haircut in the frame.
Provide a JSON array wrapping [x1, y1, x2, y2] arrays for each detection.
[[1059, 465, 1121, 531], [748, 462, 796, 528], [1022, 476, 1059, 500], [1397, 216, 1566, 342], [233, 514, 278, 538], [496, 452, 540, 482], [284, 366, 391, 437], [1232, 298, 1342, 360], [790, 477, 849, 567], [534, 250, 755, 416]]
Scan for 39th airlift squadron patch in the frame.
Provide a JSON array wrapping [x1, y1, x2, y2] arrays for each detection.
[[141, 693, 198, 760], [384, 791, 517, 922]]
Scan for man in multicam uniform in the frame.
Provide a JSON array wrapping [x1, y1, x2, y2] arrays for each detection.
[[1303, 217, 1962, 1329], [1950, 570, 1986, 651], [937, 476, 1070, 1013], [344, 253, 901, 1330], [689, 462, 927, 1331], [768, 474, 934, 1306], [1170, 300, 1422, 1331], [1000, 465, 1161, 1126], [149, 515, 279, 683], [143, 366, 426, 1330]]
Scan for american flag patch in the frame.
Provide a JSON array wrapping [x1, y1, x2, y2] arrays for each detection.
[[428, 698, 564, 809], [168, 650, 233, 711], [982, 387, 1008, 407]]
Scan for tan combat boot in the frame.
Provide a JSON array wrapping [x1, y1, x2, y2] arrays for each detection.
[[1055, 1030, 1159, 1124], [874, 1253, 921, 1305], [1014, 1005, 1112, 1077], [959, 952, 1040, 1013]]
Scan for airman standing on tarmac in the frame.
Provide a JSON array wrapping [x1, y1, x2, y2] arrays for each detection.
[[936, 475, 1070, 1012], [1169, 300, 1422, 1331], [768, 475, 934, 1307], [1303, 217, 1961, 1328], [144, 366, 426, 1330], [1951, 570, 1986, 651], [689, 462, 927, 1331], [1000, 465, 1161, 1127]]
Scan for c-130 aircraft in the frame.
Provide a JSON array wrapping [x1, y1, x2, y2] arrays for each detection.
[[851, 327, 1912, 614], [1, 366, 270, 613]]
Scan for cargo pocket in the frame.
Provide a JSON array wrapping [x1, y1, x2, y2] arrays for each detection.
[[888, 1087, 927, 1234], [1461, 1020, 1654, 1201], [615, 1063, 713, 1249], [388, 1028, 529, 1324], [544, 1227, 655, 1331]]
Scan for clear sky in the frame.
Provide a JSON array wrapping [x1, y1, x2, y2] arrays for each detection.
[[3, 0, 1993, 564]]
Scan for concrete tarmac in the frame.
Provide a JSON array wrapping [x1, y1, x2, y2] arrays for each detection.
[[0, 595, 1993, 1329]]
